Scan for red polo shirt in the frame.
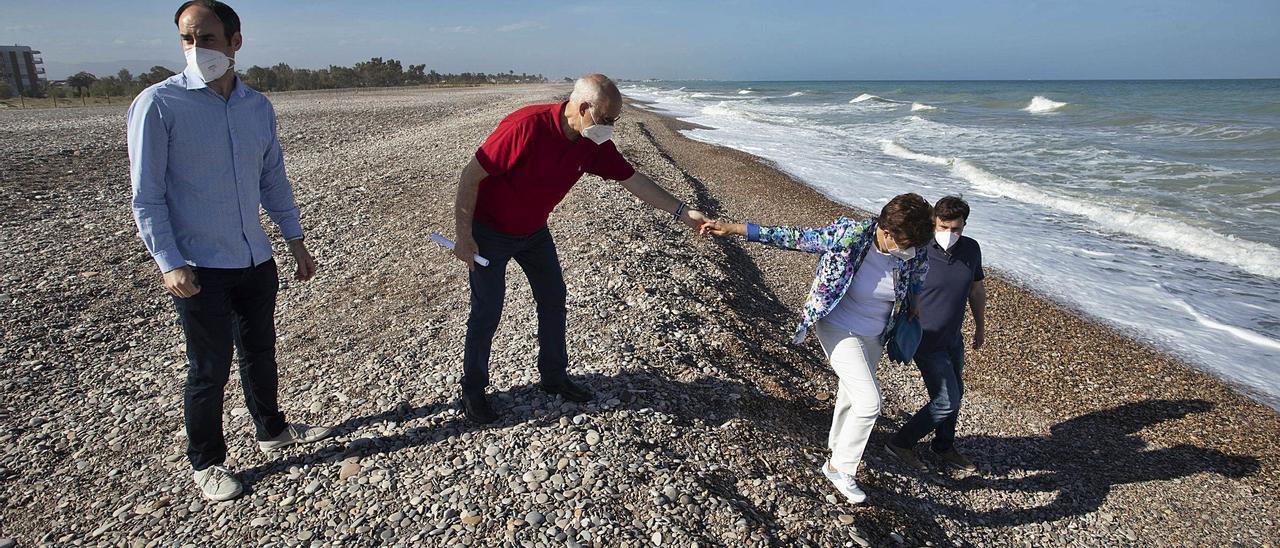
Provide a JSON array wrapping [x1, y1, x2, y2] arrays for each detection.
[[473, 101, 636, 235]]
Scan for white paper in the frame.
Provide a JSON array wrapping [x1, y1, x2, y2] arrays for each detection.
[[430, 232, 491, 267]]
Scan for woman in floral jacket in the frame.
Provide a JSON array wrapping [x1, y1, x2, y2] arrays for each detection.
[[701, 193, 934, 505]]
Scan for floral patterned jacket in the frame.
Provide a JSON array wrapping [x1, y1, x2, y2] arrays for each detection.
[[745, 217, 929, 345]]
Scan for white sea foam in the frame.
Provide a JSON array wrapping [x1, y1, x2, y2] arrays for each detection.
[[786, 91, 806, 97], [882, 141, 1280, 279], [1176, 300, 1280, 351], [1024, 96, 1068, 113], [881, 140, 950, 166], [850, 93, 887, 103], [910, 102, 938, 112], [737, 89, 754, 95]]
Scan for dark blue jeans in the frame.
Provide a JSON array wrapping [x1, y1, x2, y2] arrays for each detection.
[[172, 259, 288, 471], [892, 334, 965, 451], [462, 223, 569, 396]]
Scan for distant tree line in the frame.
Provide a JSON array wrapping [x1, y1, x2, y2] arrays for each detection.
[[4, 57, 547, 99], [241, 58, 548, 92]]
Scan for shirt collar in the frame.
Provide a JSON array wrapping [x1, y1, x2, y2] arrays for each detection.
[[932, 240, 959, 262], [182, 66, 248, 98], [553, 101, 570, 142]]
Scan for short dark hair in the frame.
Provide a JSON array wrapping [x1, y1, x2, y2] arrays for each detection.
[[934, 195, 970, 222], [878, 193, 934, 248], [174, 0, 241, 42]]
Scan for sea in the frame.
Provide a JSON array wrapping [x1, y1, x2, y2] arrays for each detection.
[[621, 79, 1280, 410]]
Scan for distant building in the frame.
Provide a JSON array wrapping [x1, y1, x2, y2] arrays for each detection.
[[1, 45, 46, 96]]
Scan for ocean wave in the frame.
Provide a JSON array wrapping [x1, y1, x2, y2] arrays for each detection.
[[1024, 96, 1068, 114], [910, 102, 938, 112], [850, 93, 896, 104], [1136, 122, 1280, 143], [1175, 300, 1280, 351], [882, 141, 1280, 279], [786, 91, 806, 97], [737, 89, 755, 95], [881, 140, 950, 166]]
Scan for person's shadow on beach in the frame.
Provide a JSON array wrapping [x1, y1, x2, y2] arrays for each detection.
[[902, 399, 1259, 527], [233, 370, 917, 544]]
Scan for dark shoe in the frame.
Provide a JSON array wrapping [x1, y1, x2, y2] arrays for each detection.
[[885, 440, 928, 472], [461, 391, 498, 424], [539, 378, 593, 403], [934, 447, 977, 472]]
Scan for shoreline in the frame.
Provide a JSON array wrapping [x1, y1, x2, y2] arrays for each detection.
[[1, 85, 1275, 545], [618, 98, 1278, 539], [624, 98, 1280, 414]]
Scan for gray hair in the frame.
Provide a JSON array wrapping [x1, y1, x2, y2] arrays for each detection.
[[570, 73, 618, 105]]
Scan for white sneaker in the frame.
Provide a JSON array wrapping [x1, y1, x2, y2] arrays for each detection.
[[259, 423, 334, 453], [193, 465, 243, 501], [822, 460, 867, 504]]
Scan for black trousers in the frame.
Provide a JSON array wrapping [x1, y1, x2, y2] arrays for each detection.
[[172, 259, 287, 471], [462, 223, 569, 395]]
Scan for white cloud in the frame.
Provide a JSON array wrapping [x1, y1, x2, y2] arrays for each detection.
[[428, 25, 478, 34], [496, 20, 544, 32]]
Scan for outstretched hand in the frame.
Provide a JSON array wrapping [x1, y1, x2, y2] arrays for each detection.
[[680, 208, 711, 232], [699, 219, 745, 237]]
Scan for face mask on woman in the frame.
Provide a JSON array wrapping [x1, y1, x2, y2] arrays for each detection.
[[882, 231, 916, 261], [888, 246, 916, 261]]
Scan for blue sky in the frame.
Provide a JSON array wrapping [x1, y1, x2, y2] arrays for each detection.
[[6, 0, 1279, 80]]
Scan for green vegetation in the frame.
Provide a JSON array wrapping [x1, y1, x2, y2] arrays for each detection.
[[1, 58, 547, 108], [238, 58, 547, 92]]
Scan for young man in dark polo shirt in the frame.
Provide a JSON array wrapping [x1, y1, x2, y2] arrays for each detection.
[[450, 74, 711, 423], [887, 196, 988, 472]]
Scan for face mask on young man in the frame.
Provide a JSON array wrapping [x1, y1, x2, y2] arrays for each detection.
[[580, 107, 615, 145], [935, 230, 960, 250], [185, 47, 234, 84]]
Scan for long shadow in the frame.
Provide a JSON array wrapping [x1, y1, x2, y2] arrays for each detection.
[[236, 356, 1261, 541], [237, 371, 849, 542], [891, 399, 1259, 529]]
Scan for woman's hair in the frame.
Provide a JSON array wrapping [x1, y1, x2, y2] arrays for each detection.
[[878, 193, 934, 248]]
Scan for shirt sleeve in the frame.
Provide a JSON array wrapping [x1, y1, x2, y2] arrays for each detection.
[[747, 218, 860, 254], [586, 141, 636, 181], [971, 239, 985, 281], [259, 101, 304, 241], [474, 116, 532, 176], [127, 90, 186, 273]]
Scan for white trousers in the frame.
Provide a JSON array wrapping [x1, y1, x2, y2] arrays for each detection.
[[815, 319, 884, 477]]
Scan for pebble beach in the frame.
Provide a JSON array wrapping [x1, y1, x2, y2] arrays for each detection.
[[0, 84, 1276, 546]]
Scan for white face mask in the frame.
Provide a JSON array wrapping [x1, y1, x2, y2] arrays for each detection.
[[936, 230, 960, 250], [881, 229, 916, 260], [888, 246, 916, 261], [184, 47, 233, 84], [580, 108, 614, 145]]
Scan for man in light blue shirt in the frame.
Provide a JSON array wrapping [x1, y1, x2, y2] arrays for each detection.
[[128, 0, 332, 502]]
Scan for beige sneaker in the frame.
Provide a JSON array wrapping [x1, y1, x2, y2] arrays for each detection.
[[935, 447, 978, 472], [259, 423, 334, 453], [193, 465, 243, 501], [885, 441, 928, 472]]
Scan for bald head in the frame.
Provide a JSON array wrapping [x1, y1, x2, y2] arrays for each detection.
[[570, 73, 621, 107], [566, 73, 622, 136]]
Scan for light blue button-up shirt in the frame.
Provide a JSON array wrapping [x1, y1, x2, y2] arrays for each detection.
[[127, 67, 302, 273]]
